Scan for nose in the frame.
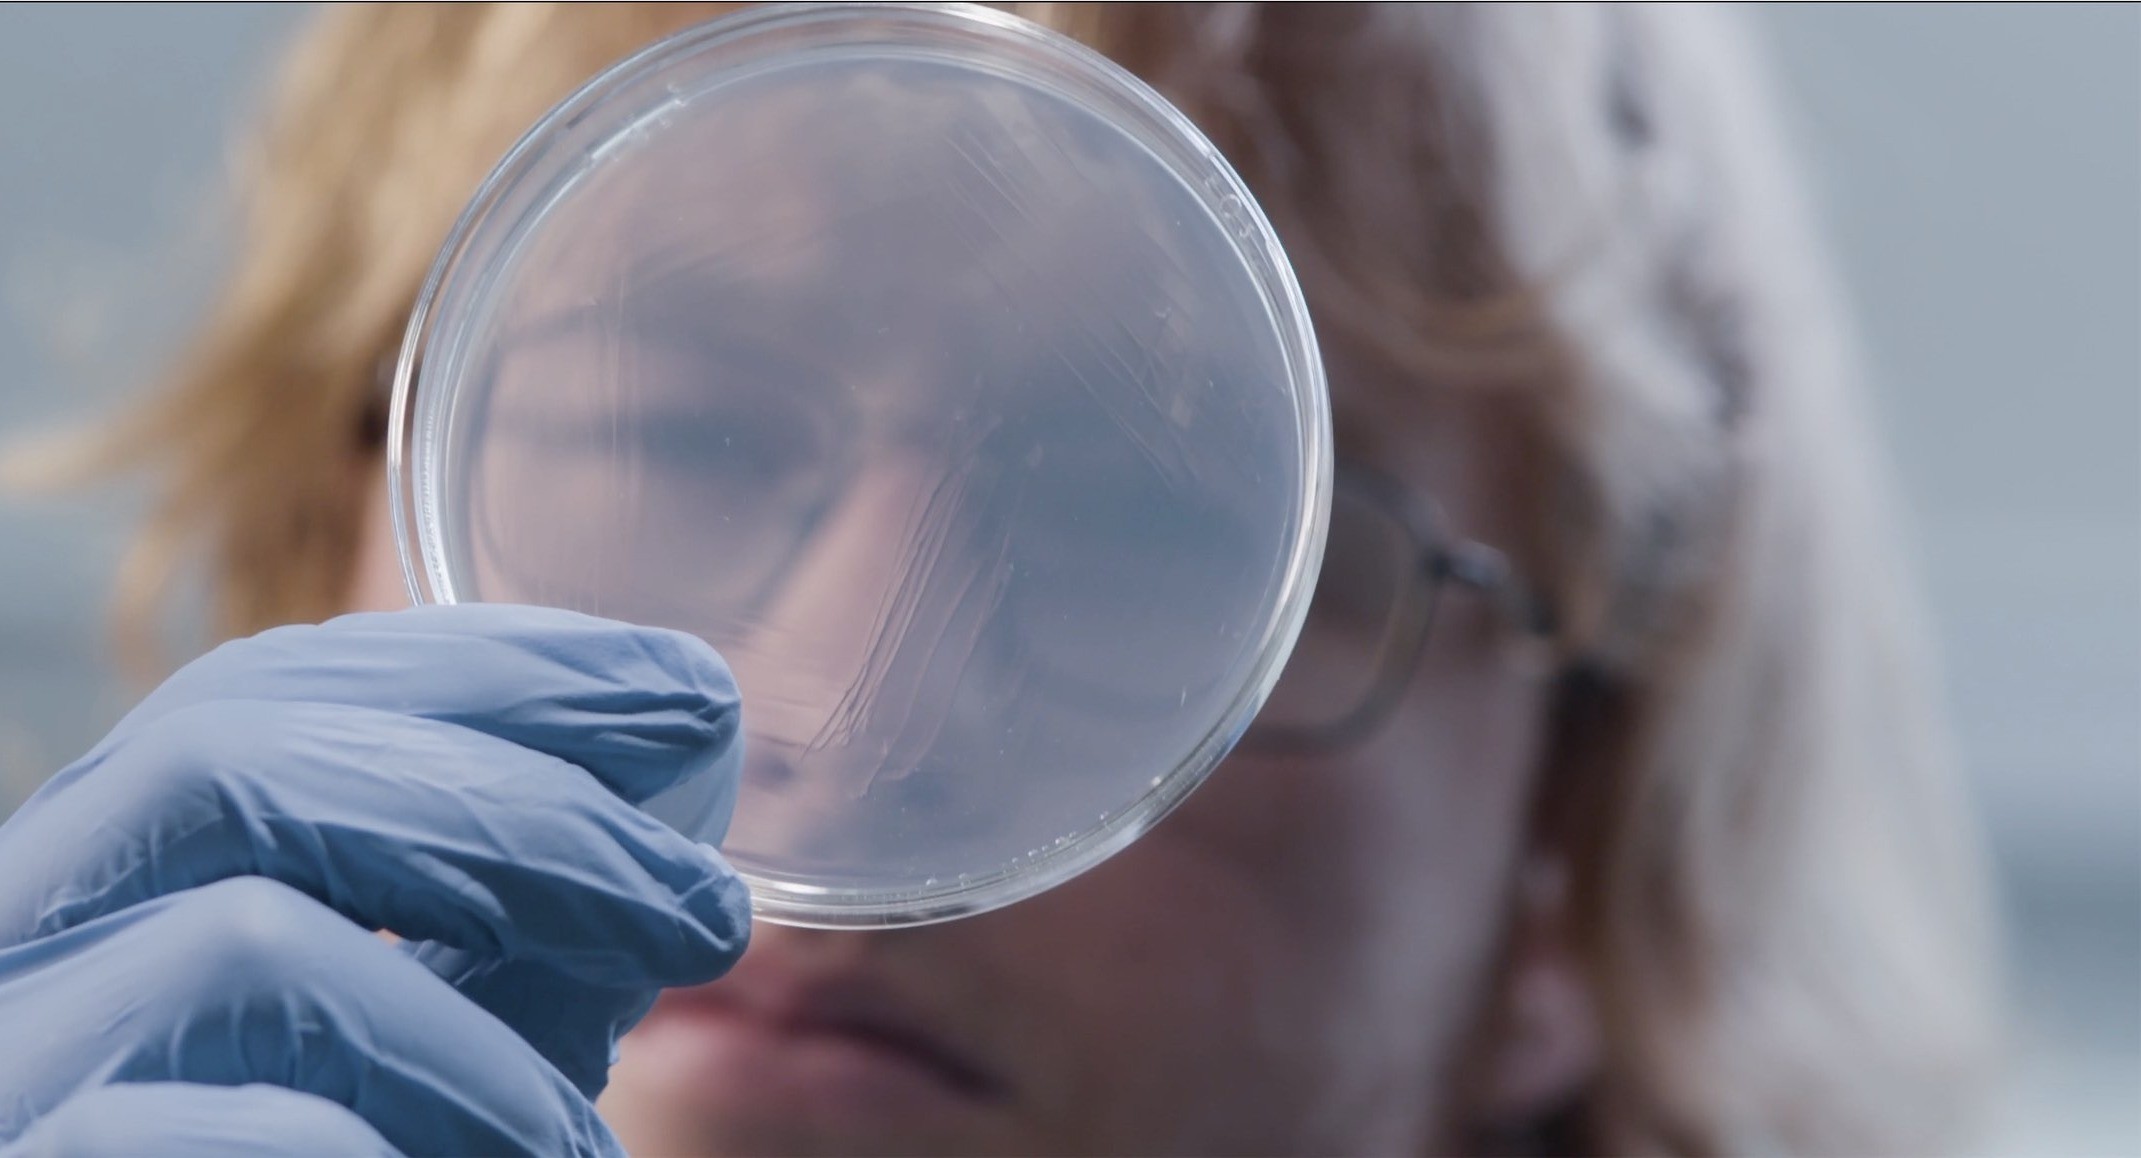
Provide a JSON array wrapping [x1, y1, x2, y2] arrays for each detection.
[[719, 449, 1018, 865]]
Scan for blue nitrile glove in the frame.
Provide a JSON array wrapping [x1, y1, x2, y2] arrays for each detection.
[[0, 604, 750, 1158]]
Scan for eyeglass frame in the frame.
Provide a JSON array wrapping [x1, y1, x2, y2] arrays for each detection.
[[378, 351, 1555, 753], [1243, 461, 1557, 754]]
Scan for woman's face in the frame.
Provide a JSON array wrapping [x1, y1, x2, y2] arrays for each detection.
[[350, 359, 1567, 1153]]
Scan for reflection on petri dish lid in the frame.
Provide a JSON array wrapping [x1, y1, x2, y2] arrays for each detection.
[[390, 3, 1329, 927]]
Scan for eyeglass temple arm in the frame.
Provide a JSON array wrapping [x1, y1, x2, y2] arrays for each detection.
[[1431, 541, 1558, 638]]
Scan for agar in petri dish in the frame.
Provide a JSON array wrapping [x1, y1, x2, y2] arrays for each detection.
[[390, 3, 1328, 927]]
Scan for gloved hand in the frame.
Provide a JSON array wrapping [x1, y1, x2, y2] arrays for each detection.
[[0, 604, 751, 1157]]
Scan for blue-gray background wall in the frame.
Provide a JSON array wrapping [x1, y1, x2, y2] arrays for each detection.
[[1, 6, 2133, 1152]]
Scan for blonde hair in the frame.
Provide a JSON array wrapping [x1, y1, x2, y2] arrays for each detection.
[[86, 3, 1996, 1152]]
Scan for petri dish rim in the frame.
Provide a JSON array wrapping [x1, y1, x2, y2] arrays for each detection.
[[388, 1, 1331, 928]]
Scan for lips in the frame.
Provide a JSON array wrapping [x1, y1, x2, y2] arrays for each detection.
[[648, 975, 1007, 1105]]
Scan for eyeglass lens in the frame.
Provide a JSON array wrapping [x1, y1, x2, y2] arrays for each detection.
[[1251, 479, 1424, 737]]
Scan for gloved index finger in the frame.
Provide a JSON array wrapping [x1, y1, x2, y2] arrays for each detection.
[[1, 700, 747, 986], [75, 603, 740, 812]]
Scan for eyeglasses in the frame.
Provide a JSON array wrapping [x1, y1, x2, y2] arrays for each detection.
[[1244, 463, 1554, 753], [394, 331, 1550, 752]]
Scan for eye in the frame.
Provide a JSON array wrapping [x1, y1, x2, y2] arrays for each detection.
[[630, 391, 843, 489], [1303, 487, 1412, 640], [465, 317, 866, 621], [1244, 480, 1418, 735]]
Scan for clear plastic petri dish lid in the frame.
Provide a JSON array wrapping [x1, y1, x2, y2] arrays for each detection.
[[390, 2, 1328, 928]]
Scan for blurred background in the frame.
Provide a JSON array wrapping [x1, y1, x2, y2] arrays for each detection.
[[0, 5, 2133, 1153]]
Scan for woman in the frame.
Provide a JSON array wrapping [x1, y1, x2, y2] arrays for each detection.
[[0, 4, 1996, 1154]]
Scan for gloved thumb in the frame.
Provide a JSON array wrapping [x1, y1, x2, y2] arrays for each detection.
[[407, 941, 655, 1101]]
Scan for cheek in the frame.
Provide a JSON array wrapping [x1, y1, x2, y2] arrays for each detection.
[[952, 826, 1329, 1150], [348, 461, 412, 614], [1172, 599, 1549, 993], [956, 608, 1550, 1149], [1319, 607, 1553, 1043]]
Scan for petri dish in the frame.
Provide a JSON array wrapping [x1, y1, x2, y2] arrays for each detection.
[[389, 2, 1328, 927]]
